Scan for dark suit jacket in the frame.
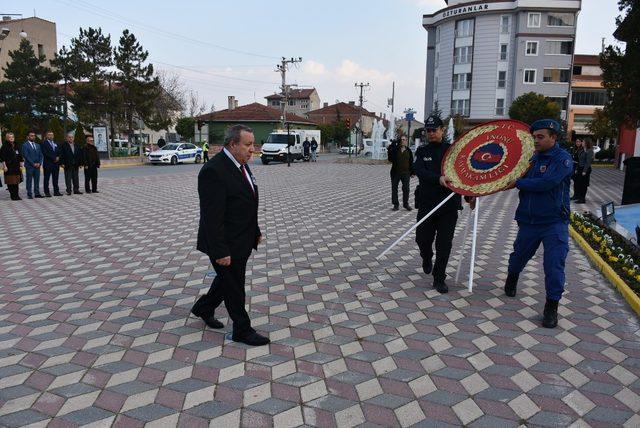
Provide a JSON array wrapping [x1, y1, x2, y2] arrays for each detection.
[[42, 140, 61, 169], [59, 142, 84, 168], [21, 141, 43, 169], [197, 151, 261, 260], [387, 143, 415, 176]]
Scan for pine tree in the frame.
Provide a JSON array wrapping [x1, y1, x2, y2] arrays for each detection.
[[114, 29, 160, 157], [73, 122, 86, 147], [9, 115, 29, 144], [0, 39, 61, 131], [48, 117, 65, 142]]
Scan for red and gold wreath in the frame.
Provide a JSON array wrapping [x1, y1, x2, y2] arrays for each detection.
[[442, 120, 535, 197]]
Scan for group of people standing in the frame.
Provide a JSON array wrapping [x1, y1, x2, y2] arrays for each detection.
[[302, 137, 319, 162], [1, 130, 101, 201], [387, 116, 573, 329]]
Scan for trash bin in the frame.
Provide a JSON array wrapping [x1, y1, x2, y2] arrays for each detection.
[[622, 156, 640, 205]]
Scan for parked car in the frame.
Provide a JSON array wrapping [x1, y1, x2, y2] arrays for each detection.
[[148, 143, 202, 165]]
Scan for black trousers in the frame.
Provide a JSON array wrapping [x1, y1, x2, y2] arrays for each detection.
[[192, 256, 252, 334], [573, 167, 591, 200], [64, 166, 80, 193], [44, 165, 60, 194], [84, 166, 98, 192], [7, 184, 19, 200], [391, 173, 410, 207], [203, 152, 209, 162], [416, 209, 458, 282]]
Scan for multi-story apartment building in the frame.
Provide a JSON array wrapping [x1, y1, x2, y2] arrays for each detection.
[[423, 0, 581, 122]]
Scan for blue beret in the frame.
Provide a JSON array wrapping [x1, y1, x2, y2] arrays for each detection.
[[530, 119, 560, 133]]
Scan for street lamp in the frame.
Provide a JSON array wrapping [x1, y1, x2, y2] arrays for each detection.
[[19, 30, 27, 38]]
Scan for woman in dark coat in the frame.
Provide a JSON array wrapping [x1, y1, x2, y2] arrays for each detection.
[[1, 132, 23, 200]]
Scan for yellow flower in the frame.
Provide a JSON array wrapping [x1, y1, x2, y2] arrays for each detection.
[[609, 257, 619, 263]]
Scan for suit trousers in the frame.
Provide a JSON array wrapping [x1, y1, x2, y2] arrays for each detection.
[[64, 166, 80, 193], [25, 166, 41, 197], [416, 209, 458, 282], [84, 166, 98, 192], [192, 256, 252, 334], [391, 173, 410, 207], [44, 165, 60, 194]]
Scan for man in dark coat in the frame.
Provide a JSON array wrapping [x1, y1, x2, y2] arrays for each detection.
[[191, 124, 269, 346], [42, 130, 63, 197], [21, 131, 44, 199], [387, 136, 414, 211], [59, 133, 84, 195], [83, 136, 101, 193]]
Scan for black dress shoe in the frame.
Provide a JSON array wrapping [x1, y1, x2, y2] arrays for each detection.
[[53, 192, 63, 196], [191, 309, 224, 329], [74, 191, 83, 195], [392, 205, 399, 211], [66, 191, 72, 195], [232, 331, 270, 346], [34, 194, 44, 198], [44, 193, 52, 197], [92, 190, 99, 193], [422, 258, 433, 274], [403, 205, 412, 211], [85, 189, 92, 194], [433, 280, 449, 294], [27, 195, 33, 199], [574, 199, 586, 204]]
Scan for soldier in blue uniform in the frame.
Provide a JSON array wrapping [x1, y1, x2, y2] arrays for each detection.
[[504, 119, 573, 328]]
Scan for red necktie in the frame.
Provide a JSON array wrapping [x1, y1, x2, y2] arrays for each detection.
[[240, 164, 255, 196]]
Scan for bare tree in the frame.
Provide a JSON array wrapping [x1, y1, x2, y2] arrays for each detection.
[[209, 102, 216, 113], [187, 90, 206, 117], [157, 70, 186, 111]]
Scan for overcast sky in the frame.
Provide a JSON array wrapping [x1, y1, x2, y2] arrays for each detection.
[[20, 0, 621, 120]]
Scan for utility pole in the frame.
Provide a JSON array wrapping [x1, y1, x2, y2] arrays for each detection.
[[276, 57, 303, 130], [354, 82, 370, 158], [388, 81, 395, 114]]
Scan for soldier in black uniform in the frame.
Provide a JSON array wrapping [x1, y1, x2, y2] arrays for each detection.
[[414, 115, 474, 293]]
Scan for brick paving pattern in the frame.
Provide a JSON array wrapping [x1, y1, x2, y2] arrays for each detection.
[[0, 162, 638, 427]]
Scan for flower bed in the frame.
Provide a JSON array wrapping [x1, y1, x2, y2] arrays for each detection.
[[570, 212, 640, 296]]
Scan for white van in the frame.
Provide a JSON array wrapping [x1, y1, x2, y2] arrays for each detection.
[[361, 138, 390, 157], [260, 130, 321, 164]]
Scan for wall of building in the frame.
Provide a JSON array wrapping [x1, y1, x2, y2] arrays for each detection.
[[0, 18, 57, 81]]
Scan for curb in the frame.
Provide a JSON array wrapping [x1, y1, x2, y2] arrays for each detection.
[[569, 225, 640, 317]]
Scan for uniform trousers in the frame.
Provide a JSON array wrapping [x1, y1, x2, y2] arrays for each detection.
[[416, 209, 458, 282], [508, 221, 569, 301]]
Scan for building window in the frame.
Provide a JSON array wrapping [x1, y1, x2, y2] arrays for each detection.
[[548, 97, 568, 111], [546, 40, 574, 55], [528, 13, 541, 28], [435, 51, 439, 68], [525, 41, 538, 56], [573, 65, 583, 75], [451, 99, 470, 117], [499, 44, 508, 61], [454, 46, 473, 64], [301, 102, 309, 109], [543, 69, 571, 83], [571, 90, 608, 106], [500, 15, 510, 34], [497, 71, 506, 88], [523, 69, 536, 84], [288, 99, 295, 106], [456, 19, 474, 38], [38, 44, 44, 58], [496, 99, 505, 116], [453, 73, 472, 90], [548, 13, 575, 27]]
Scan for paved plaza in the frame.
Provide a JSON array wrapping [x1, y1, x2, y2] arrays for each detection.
[[0, 160, 638, 427]]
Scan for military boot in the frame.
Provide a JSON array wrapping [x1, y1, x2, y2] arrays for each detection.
[[504, 273, 519, 297], [542, 299, 559, 329]]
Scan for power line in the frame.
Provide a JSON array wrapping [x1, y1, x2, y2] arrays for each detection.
[[53, 0, 279, 60]]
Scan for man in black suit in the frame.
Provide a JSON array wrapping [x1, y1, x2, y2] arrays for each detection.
[[42, 131, 63, 197], [59, 133, 83, 195], [191, 124, 269, 346]]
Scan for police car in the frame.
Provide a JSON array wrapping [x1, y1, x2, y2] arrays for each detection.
[[148, 143, 203, 165]]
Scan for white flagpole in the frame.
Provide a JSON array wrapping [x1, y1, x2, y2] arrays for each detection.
[[467, 197, 480, 292], [377, 192, 456, 259]]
